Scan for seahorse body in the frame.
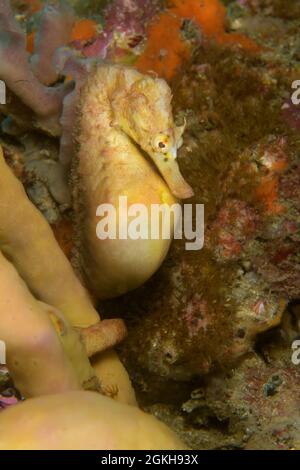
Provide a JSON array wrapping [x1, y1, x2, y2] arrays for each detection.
[[73, 64, 193, 299]]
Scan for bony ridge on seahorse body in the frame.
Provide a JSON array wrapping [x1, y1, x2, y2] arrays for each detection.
[[73, 64, 193, 299]]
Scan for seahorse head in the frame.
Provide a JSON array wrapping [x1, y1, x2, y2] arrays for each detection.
[[111, 71, 194, 199]]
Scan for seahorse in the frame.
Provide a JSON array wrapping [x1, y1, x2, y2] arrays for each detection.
[[72, 64, 193, 299]]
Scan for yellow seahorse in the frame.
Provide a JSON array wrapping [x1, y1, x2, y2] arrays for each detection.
[[73, 64, 193, 299]]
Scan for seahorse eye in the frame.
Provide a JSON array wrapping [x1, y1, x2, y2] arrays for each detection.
[[152, 134, 170, 154]]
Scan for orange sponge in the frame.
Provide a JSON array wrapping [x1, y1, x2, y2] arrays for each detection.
[[136, 0, 260, 80]]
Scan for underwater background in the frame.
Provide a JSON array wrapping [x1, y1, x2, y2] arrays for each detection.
[[0, 0, 299, 450]]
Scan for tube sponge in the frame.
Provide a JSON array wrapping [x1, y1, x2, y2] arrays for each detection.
[[0, 0, 67, 135], [0, 391, 187, 450], [0, 146, 136, 404], [30, 2, 75, 85], [0, 27, 64, 118], [0, 246, 130, 397], [0, 145, 99, 327], [0, 249, 81, 397]]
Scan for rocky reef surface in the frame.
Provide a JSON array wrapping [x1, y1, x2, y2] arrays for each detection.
[[0, 0, 299, 449]]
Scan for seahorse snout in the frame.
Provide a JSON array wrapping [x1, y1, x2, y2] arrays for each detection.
[[150, 150, 194, 199]]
